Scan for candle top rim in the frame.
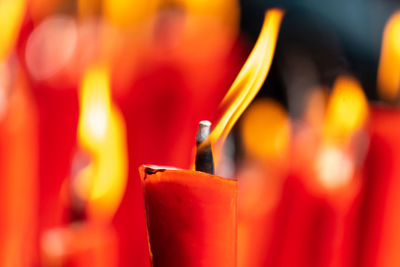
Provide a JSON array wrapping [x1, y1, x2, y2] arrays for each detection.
[[138, 164, 237, 184]]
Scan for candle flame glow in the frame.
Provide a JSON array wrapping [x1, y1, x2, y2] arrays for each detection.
[[205, 9, 284, 150], [241, 98, 290, 161], [324, 75, 368, 143], [377, 11, 400, 101], [0, 0, 26, 60], [76, 65, 128, 220]]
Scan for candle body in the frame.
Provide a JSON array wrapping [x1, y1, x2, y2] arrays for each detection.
[[41, 223, 118, 267], [139, 165, 237, 267], [0, 68, 38, 266], [261, 133, 361, 267], [237, 162, 286, 267], [357, 106, 400, 267]]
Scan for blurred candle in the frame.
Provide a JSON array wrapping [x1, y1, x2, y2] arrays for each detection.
[[41, 223, 118, 267], [265, 76, 368, 267], [358, 106, 400, 267], [0, 58, 38, 266], [355, 10, 400, 267], [237, 98, 290, 267], [41, 64, 126, 266]]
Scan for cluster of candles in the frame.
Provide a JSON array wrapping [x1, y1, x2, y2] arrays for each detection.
[[2, 0, 400, 266]]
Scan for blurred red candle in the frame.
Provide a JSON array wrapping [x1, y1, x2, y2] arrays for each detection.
[[265, 76, 368, 267], [41, 223, 118, 267], [0, 59, 38, 266], [357, 106, 400, 267], [356, 11, 400, 267]]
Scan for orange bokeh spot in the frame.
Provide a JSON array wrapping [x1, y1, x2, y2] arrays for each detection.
[[241, 98, 290, 162]]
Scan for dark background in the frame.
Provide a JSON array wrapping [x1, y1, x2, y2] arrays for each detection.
[[239, 0, 400, 112]]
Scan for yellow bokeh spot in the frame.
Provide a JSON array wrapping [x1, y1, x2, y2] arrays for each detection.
[[324, 75, 368, 142], [241, 99, 290, 161], [0, 0, 26, 60]]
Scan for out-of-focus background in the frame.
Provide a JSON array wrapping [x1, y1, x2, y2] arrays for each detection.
[[2, 0, 400, 266]]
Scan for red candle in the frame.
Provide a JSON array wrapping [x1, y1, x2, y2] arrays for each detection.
[[237, 98, 290, 267], [0, 60, 38, 266], [264, 76, 368, 267], [354, 11, 400, 267], [139, 165, 237, 267], [41, 222, 118, 267], [355, 106, 400, 267]]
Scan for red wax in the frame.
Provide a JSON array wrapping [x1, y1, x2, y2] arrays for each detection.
[[356, 105, 400, 267], [139, 165, 237, 267], [41, 223, 118, 267], [0, 67, 38, 266]]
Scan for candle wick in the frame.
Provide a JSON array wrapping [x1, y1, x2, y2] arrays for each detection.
[[196, 120, 215, 175]]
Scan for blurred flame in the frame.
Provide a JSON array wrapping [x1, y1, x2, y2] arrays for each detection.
[[78, 67, 111, 145], [103, 0, 159, 27], [0, 0, 26, 59], [324, 75, 368, 143], [241, 99, 290, 161], [206, 9, 284, 149], [102, 0, 238, 29], [315, 145, 354, 190], [76, 65, 127, 220], [377, 11, 400, 101]]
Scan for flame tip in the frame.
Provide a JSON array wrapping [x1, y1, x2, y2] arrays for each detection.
[[209, 9, 284, 153]]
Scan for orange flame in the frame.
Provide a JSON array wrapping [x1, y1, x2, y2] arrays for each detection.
[[206, 9, 284, 149], [377, 11, 400, 101], [76, 65, 128, 220], [324, 75, 368, 143], [314, 75, 368, 190]]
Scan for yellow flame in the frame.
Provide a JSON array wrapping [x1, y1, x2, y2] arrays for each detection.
[[0, 0, 26, 60], [324, 75, 368, 143], [377, 11, 400, 101], [240, 98, 290, 161], [207, 9, 284, 148], [77, 65, 127, 220], [78, 67, 111, 147]]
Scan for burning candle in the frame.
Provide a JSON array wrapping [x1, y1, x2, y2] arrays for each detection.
[[356, 11, 400, 267], [0, 1, 38, 264], [139, 9, 284, 267], [264, 76, 368, 267], [237, 98, 290, 267], [41, 64, 127, 266]]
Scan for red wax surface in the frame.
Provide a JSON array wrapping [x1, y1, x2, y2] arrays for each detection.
[[356, 105, 400, 267], [139, 165, 237, 267]]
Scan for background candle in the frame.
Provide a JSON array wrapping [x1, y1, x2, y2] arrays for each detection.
[[237, 98, 290, 267], [356, 106, 400, 267], [354, 11, 400, 267], [41, 223, 118, 267], [0, 59, 38, 266]]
